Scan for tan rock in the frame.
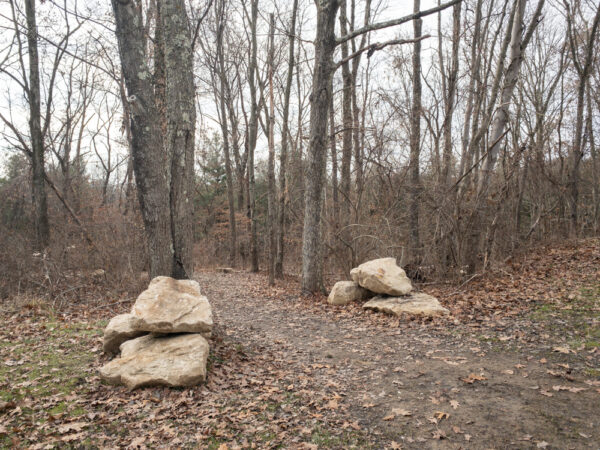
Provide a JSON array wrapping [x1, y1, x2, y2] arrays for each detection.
[[131, 276, 212, 335], [350, 258, 413, 296], [99, 333, 209, 389], [102, 313, 146, 354], [363, 293, 449, 317], [327, 281, 373, 305]]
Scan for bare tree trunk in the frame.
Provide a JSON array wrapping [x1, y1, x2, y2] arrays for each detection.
[[465, 0, 544, 271], [330, 92, 340, 231], [408, 0, 422, 263], [565, 3, 600, 237], [275, 0, 299, 279], [441, 2, 460, 186], [350, 0, 370, 222], [247, 0, 259, 272], [339, 0, 353, 242], [588, 85, 599, 233], [216, 0, 237, 266], [159, 0, 196, 279], [301, 0, 340, 294], [267, 13, 276, 285], [25, 0, 50, 250], [111, 0, 173, 278], [477, 0, 530, 197]]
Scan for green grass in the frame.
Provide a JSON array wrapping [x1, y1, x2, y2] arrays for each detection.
[[310, 426, 372, 448], [0, 317, 104, 448], [531, 282, 600, 352]]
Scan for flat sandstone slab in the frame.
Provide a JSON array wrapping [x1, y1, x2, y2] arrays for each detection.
[[99, 333, 209, 389], [131, 276, 213, 335], [363, 293, 449, 317], [350, 257, 413, 296]]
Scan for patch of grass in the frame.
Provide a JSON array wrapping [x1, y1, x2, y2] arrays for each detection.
[[584, 368, 600, 377], [310, 426, 372, 448], [531, 282, 600, 350], [0, 316, 100, 446]]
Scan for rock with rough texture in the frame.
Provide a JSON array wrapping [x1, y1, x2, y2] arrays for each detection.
[[350, 258, 413, 296], [103, 313, 146, 354], [327, 281, 373, 305], [99, 333, 209, 389], [363, 293, 449, 317], [131, 276, 213, 335]]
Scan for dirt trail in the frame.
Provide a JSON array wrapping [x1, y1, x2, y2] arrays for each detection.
[[197, 271, 600, 449]]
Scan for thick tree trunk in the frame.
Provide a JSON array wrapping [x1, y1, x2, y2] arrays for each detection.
[[25, 0, 50, 250], [111, 0, 173, 278], [159, 0, 196, 279], [275, 0, 299, 279], [301, 0, 340, 294]]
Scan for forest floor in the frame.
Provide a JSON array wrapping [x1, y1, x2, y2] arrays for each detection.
[[1, 239, 599, 449]]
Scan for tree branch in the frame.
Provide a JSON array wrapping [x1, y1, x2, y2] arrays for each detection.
[[336, 0, 461, 45], [335, 35, 430, 69]]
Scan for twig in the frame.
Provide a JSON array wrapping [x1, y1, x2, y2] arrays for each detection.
[[90, 298, 133, 312], [448, 273, 481, 295]]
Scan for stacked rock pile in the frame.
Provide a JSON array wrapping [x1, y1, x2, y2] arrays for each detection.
[[327, 257, 449, 317], [99, 276, 213, 389]]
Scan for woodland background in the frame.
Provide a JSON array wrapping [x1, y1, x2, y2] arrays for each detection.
[[1, 0, 599, 300]]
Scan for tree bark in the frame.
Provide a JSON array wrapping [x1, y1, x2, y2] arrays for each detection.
[[339, 0, 353, 242], [25, 0, 50, 250], [275, 0, 299, 279], [159, 0, 196, 279], [111, 0, 175, 278], [216, 0, 237, 266], [565, 3, 600, 237], [267, 13, 276, 285], [441, 2, 460, 187], [408, 0, 422, 263], [301, 0, 340, 294], [247, 0, 259, 272]]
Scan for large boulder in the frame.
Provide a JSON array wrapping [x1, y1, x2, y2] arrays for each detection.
[[102, 313, 146, 354], [327, 281, 373, 305], [350, 258, 413, 296], [99, 333, 209, 389], [131, 276, 213, 335], [363, 293, 449, 317]]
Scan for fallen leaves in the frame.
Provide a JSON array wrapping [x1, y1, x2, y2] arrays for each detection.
[[383, 408, 412, 421], [57, 422, 88, 434], [0, 401, 16, 413], [434, 411, 449, 420], [461, 373, 488, 384], [552, 346, 574, 354], [552, 385, 586, 393]]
